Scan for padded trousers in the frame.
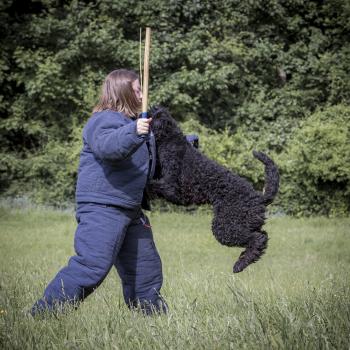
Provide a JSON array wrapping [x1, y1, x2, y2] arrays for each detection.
[[31, 203, 166, 315]]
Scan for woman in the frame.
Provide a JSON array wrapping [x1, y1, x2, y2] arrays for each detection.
[[31, 69, 167, 315]]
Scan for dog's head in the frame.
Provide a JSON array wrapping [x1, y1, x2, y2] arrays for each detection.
[[149, 106, 184, 144]]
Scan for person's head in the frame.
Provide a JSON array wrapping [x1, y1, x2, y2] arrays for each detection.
[[93, 69, 142, 117]]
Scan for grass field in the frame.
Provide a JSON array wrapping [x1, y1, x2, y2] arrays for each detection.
[[0, 206, 349, 349]]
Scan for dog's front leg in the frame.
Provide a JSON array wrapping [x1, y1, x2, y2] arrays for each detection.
[[149, 177, 183, 204], [149, 142, 186, 204]]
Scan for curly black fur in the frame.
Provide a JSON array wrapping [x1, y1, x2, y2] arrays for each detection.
[[148, 107, 280, 273]]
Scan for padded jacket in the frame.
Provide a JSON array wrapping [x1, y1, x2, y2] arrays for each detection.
[[75, 110, 149, 209]]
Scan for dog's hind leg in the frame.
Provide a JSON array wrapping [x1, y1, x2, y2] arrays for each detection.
[[233, 231, 268, 273]]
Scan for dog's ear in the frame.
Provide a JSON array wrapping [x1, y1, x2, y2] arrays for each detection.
[[149, 105, 159, 117], [149, 105, 167, 118]]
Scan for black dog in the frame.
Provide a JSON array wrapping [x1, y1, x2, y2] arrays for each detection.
[[148, 107, 280, 273]]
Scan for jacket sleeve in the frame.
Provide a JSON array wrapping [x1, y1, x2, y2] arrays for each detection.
[[85, 113, 145, 161]]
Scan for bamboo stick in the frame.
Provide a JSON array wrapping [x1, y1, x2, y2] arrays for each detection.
[[142, 27, 151, 117]]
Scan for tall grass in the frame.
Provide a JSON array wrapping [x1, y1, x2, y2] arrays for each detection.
[[0, 206, 349, 349]]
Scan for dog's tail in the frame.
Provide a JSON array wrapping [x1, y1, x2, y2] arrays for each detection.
[[253, 150, 279, 205]]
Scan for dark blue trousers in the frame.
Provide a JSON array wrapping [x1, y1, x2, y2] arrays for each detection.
[[31, 203, 166, 315]]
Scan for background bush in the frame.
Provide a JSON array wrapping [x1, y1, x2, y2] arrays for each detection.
[[278, 105, 350, 216], [0, 0, 349, 215]]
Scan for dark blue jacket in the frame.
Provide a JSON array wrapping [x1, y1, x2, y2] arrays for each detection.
[[75, 110, 149, 208]]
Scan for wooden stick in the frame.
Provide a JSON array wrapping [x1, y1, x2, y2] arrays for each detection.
[[139, 28, 143, 92], [142, 27, 151, 116]]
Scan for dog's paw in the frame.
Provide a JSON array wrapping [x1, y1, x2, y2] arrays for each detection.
[[148, 179, 164, 194], [233, 261, 245, 273]]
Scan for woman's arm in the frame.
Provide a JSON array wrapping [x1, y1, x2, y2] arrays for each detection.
[[85, 113, 145, 161]]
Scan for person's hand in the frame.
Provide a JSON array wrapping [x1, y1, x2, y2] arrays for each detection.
[[137, 118, 152, 135]]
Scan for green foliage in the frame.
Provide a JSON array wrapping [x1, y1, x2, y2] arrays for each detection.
[[22, 131, 81, 205], [2, 138, 81, 206], [0, 0, 349, 215], [278, 105, 350, 216]]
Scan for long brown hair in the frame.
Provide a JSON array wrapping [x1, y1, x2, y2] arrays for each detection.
[[93, 69, 141, 117]]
